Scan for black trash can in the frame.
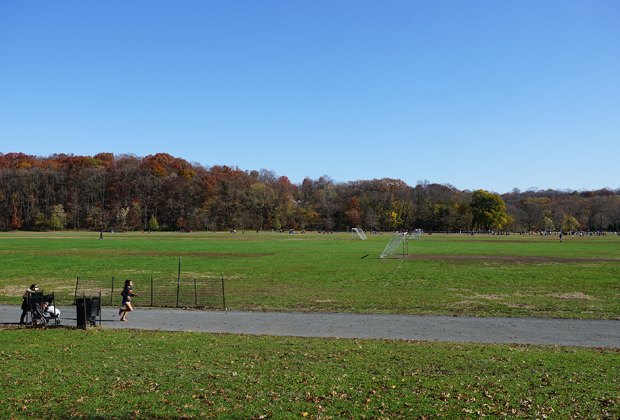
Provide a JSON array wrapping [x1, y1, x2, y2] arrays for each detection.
[[76, 297, 100, 328]]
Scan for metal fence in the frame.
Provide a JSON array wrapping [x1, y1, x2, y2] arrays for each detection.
[[71, 276, 226, 309]]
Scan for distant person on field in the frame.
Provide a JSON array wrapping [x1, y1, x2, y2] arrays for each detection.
[[119, 279, 137, 322], [20, 284, 39, 324]]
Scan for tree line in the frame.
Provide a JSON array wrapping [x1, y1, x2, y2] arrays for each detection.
[[1, 152, 618, 233]]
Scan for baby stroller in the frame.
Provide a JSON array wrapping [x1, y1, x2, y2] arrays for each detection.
[[28, 292, 61, 326]]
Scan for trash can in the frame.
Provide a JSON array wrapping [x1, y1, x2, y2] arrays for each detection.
[[76, 297, 100, 328]]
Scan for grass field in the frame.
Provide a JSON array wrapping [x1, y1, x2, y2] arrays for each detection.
[[2, 231, 619, 418], [1, 231, 619, 319], [1, 328, 618, 418]]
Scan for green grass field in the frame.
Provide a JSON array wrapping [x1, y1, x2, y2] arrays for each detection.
[[1, 328, 618, 418], [2, 232, 619, 417], [1, 231, 619, 319]]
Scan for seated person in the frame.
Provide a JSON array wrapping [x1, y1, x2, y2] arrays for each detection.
[[42, 302, 60, 319]]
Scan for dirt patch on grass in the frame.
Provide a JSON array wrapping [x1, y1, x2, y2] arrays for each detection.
[[405, 254, 620, 263], [0, 286, 27, 296], [429, 237, 603, 244], [32, 250, 274, 258], [548, 292, 597, 301], [505, 302, 536, 310], [474, 294, 503, 301], [0, 283, 75, 297]]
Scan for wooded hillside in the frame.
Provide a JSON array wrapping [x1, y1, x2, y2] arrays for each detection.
[[1, 152, 618, 232]]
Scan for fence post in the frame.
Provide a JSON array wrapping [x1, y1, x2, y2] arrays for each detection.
[[110, 276, 115, 306], [221, 277, 226, 310], [99, 291, 102, 327], [74, 275, 80, 305], [176, 256, 181, 308]]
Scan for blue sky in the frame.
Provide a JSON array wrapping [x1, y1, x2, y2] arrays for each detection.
[[1, 1, 618, 193]]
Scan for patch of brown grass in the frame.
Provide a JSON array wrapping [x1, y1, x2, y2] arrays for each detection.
[[34, 250, 273, 258], [548, 292, 597, 301], [406, 254, 620, 263], [474, 294, 503, 301]]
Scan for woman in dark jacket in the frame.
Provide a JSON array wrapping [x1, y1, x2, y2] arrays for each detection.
[[119, 280, 137, 322], [20, 284, 39, 324]]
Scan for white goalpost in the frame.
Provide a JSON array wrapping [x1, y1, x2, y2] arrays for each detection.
[[379, 233, 406, 258], [351, 227, 367, 240], [379, 230, 423, 259]]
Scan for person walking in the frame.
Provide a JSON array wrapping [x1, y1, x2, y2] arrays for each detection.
[[20, 284, 39, 324], [119, 280, 137, 322]]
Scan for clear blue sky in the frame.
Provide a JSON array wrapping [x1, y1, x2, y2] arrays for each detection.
[[1, 1, 618, 193]]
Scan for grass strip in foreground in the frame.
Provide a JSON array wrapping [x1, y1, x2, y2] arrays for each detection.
[[0, 328, 618, 418]]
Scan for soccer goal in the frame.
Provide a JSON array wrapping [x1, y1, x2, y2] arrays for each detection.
[[380, 230, 423, 258], [379, 232, 408, 259], [351, 227, 367, 240], [408, 229, 423, 239]]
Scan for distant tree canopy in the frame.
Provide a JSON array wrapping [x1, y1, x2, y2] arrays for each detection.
[[0, 152, 618, 232]]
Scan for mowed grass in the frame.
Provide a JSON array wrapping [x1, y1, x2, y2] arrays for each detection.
[[1, 328, 618, 418], [0, 231, 619, 319]]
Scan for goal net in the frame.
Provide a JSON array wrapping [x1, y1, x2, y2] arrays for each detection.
[[379, 233, 407, 259], [352, 227, 367, 240], [408, 229, 423, 239]]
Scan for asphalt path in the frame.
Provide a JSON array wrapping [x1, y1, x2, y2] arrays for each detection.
[[1, 304, 619, 348]]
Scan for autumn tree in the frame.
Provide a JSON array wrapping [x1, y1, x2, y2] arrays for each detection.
[[470, 190, 508, 231], [176, 216, 187, 231], [0, 152, 618, 234], [344, 197, 362, 228], [562, 215, 581, 232], [49, 205, 67, 230], [148, 215, 160, 231]]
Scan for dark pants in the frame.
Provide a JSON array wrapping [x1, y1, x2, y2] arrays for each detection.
[[20, 300, 29, 324]]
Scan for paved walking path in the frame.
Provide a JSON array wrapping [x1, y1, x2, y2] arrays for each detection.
[[1, 304, 619, 348]]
